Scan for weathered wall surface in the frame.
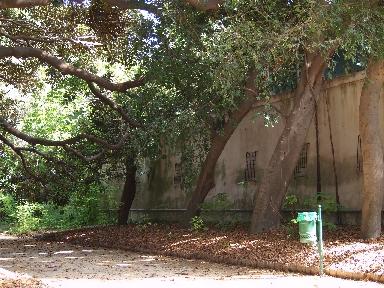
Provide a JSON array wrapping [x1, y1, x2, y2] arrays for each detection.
[[129, 71, 384, 221]]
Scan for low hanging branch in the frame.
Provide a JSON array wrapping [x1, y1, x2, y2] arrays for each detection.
[[87, 82, 141, 128], [62, 145, 106, 162], [0, 117, 130, 150], [186, 0, 223, 11], [0, 118, 131, 177], [0, 28, 103, 49], [1, 118, 83, 146], [0, 133, 30, 175], [0, 0, 158, 13], [1, 132, 80, 181], [0, 0, 50, 8], [0, 0, 221, 11], [0, 45, 146, 92]]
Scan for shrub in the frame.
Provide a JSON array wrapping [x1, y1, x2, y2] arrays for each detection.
[[3, 182, 118, 234], [190, 215, 205, 231], [0, 192, 16, 222]]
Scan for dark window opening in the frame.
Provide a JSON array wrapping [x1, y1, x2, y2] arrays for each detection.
[[357, 135, 363, 174], [294, 143, 309, 177], [174, 163, 182, 185], [245, 151, 257, 182]]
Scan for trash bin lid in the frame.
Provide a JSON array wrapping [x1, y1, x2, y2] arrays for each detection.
[[297, 212, 317, 222]]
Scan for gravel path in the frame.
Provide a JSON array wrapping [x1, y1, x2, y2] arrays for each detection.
[[0, 233, 383, 288]]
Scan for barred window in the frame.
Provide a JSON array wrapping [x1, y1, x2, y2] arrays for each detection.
[[357, 135, 363, 174], [245, 151, 257, 181], [294, 143, 309, 177], [174, 163, 182, 185]]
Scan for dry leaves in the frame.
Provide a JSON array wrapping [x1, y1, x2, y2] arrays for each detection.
[[37, 224, 384, 277], [0, 279, 44, 288]]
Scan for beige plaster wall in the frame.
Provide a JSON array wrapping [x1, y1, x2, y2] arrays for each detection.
[[132, 71, 384, 212]]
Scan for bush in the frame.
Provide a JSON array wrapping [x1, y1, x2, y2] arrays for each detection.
[[283, 192, 340, 234], [2, 183, 118, 234], [12, 202, 45, 233], [190, 216, 205, 231], [201, 193, 232, 210], [0, 192, 16, 222]]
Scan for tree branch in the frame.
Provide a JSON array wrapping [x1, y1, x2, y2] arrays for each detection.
[[186, 0, 223, 11], [0, 45, 146, 92], [87, 82, 141, 128], [105, 0, 158, 14], [0, 0, 159, 13], [0, 0, 221, 12], [17, 146, 67, 165], [0, 117, 129, 150], [0, 0, 49, 9], [63, 145, 106, 162], [0, 28, 103, 48], [1, 118, 83, 146], [0, 133, 34, 176]]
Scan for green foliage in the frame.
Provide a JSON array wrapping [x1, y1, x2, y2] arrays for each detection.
[[214, 215, 244, 231], [0, 192, 16, 222], [283, 194, 299, 210], [302, 192, 339, 213], [190, 215, 205, 232], [11, 202, 45, 233], [200, 193, 242, 231], [201, 193, 232, 210], [129, 213, 152, 229], [284, 192, 339, 213], [0, 183, 118, 234], [283, 192, 340, 232]]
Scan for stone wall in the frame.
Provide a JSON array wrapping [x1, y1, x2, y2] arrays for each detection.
[[127, 71, 384, 224]]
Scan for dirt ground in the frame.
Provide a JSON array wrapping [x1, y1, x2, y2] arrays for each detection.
[[0, 228, 384, 288]]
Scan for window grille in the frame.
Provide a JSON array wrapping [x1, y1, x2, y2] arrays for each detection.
[[244, 151, 257, 181], [357, 135, 363, 174], [174, 163, 182, 185], [294, 143, 309, 177]]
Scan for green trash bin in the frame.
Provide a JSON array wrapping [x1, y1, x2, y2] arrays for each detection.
[[297, 212, 317, 244]]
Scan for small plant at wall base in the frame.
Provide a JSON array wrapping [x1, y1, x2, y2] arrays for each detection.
[[201, 193, 232, 211], [129, 214, 153, 229], [200, 193, 242, 230], [282, 194, 299, 238], [283, 192, 340, 235], [190, 216, 206, 231]]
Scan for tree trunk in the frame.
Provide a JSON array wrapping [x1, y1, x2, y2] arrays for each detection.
[[183, 70, 259, 222], [249, 51, 332, 233], [359, 59, 384, 239], [117, 155, 137, 225], [325, 92, 341, 224]]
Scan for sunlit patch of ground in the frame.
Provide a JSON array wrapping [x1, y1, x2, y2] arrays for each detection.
[[1, 233, 383, 288], [326, 242, 384, 274]]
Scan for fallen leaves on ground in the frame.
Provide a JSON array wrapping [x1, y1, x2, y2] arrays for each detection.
[[0, 279, 44, 288], [36, 224, 384, 277]]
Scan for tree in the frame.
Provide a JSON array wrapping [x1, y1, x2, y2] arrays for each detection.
[[250, 2, 384, 233], [183, 1, 337, 223], [0, 0, 222, 225], [181, 1, 384, 235], [250, 50, 333, 232], [359, 59, 384, 239]]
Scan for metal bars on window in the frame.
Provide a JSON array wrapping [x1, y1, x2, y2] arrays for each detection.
[[294, 143, 309, 177], [174, 163, 182, 185], [245, 151, 257, 182], [357, 135, 363, 174]]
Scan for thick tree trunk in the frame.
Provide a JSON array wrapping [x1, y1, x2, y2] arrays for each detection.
[[117, 155, 137, 225], [359, 60, 384, 239], [249, 51, 331, 233], [184, 70, 258, 222]]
